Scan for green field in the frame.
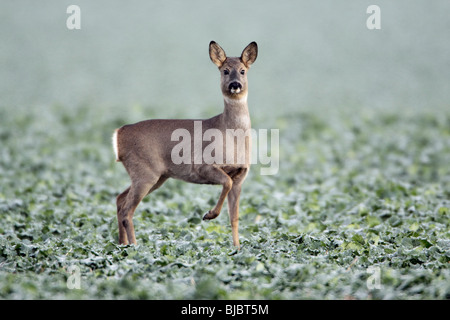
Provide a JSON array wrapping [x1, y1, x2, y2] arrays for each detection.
[[1, 1, 449, 299]]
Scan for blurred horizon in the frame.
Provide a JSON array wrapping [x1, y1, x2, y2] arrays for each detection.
[[1, 0, 449, 121]]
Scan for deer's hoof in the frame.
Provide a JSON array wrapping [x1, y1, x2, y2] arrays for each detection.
[[203, 210, 218, 220]]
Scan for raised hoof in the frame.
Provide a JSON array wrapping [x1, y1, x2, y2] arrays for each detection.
[[203, 210, 218, 220]]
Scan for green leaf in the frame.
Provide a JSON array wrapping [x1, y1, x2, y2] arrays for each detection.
[[366, 215, 381, 227], [352, 234, 365, 245]]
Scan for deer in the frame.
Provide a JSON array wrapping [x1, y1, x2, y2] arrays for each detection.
[[112, 41, 258, 248]]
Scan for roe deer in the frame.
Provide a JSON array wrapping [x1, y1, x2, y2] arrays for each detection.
[[112, 41, 258, 248]]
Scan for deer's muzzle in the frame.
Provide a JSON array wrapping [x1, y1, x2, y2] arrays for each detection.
[[229, 82, 242, 94]]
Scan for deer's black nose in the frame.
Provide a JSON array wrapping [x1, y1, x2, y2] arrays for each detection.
[[228, 82, 242, 92]]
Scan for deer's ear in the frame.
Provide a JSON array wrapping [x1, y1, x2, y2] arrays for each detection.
[[209, 41, 227, 68], [241, 42, 258, 67]]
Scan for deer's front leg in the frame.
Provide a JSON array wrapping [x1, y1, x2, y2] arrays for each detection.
[[200, 166, 233, 220], [226, 168, 248, 248], [227, 183, 241, 248]]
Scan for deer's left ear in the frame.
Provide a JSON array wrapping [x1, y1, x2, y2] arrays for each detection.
[[241, 42, 258, 67]]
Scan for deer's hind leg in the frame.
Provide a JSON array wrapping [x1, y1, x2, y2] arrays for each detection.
[[116, 165, 166, 245], [116, 186, 131, 245]]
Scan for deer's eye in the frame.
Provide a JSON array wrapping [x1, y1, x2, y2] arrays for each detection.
[[240, 69, 245, 75], [224, 69, 230, 75]]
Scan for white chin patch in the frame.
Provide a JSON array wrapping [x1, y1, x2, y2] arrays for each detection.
[[231, 88, 241, 94]]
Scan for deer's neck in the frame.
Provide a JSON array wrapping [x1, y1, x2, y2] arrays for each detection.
[[222, 95, 250, 130]]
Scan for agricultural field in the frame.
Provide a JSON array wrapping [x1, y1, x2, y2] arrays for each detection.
[[0, 1, 449, 300]]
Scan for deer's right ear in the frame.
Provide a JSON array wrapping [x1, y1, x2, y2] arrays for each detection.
[[209, 41, 227, 68]]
